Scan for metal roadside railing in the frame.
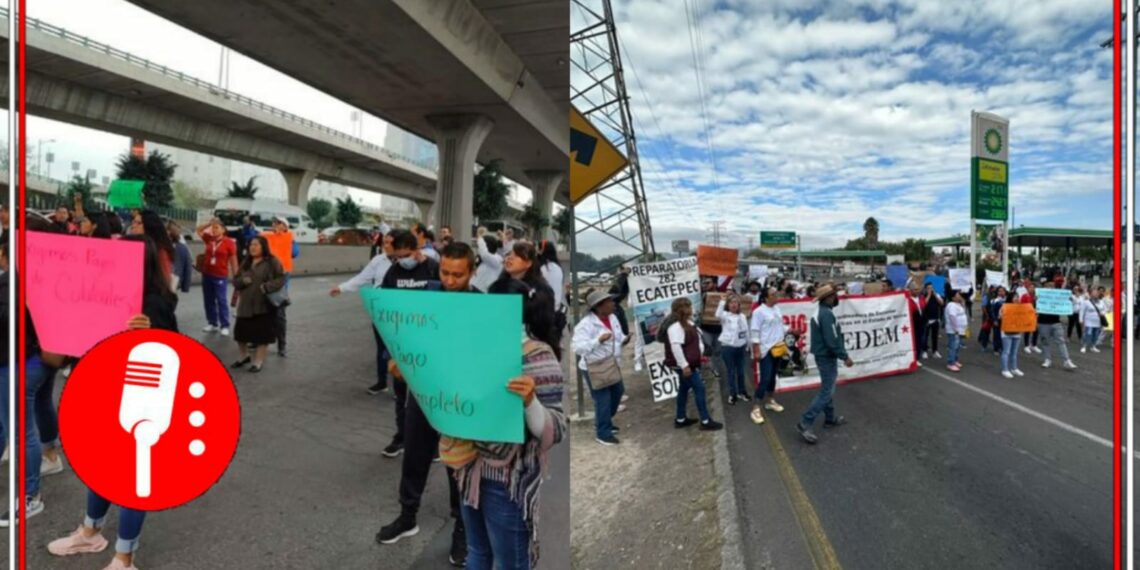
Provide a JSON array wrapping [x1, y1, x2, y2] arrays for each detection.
[[4, 6, 438, 175]]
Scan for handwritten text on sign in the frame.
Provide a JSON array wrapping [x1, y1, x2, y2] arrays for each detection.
[[27, 232, 144, 357], [361, 288, 524, 443]]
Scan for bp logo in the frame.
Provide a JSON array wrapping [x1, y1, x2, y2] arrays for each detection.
[[984, 128, 1003, 155]]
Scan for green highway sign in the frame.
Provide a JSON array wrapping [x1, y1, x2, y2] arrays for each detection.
[[760, 231, 796, 249]]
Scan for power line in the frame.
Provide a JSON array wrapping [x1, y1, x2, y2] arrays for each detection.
[[708, 220, 726, 246]]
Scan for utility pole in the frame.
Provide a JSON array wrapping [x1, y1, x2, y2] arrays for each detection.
[[709, 220, 725, 247]]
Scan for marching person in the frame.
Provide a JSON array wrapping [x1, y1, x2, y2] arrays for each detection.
[[473, 229, 503, 293], [167, 222, 193, 296], [1068, 285, 1086, 342], [920, 282, 944, 359], [261, 217, 296, 357], [990, 286, 1008, 357], [197, 218, 238, 336], [572, 290, 628, 446], [664, 298, 723, 432], [999, 290, 1025, 379], [944, 291, 968, 372], [230, 236, 286, 373], [330, 231, 394, 395], [796, 285, 852, 445], [715, 294, 750, 405], [1079, 287, 1107, 354], [1021, 282, 1041, 354], [750, 287, 787, 424], [1038, 283, 1077, 370], [609, 265, 632, 337]]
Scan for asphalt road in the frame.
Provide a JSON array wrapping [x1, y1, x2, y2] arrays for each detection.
[[26, 275, 569, 569], [726, 317, 1120, 569]]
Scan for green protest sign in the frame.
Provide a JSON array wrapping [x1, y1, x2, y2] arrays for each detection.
[[107, 179, 146, 209], [360, 288, 524, 443]]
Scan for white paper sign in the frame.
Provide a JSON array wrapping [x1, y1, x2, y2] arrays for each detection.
[[985, 270, 1008, 288], [949, 269, 972, 291], [749, 265, 770, 281]]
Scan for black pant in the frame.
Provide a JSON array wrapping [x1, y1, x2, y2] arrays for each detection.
[[614, 304, 630, 337], [399, 396, 462, 522], [1022, 330, 1039, 347], [925, 321, 940, 353], [1068, 313, 1083, 339], [393, 380, 407, 446], [373, 328, 389, 390], [275, 304, 287, 351]]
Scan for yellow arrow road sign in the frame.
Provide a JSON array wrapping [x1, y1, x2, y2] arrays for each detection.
[[570, 106, 629, 204]]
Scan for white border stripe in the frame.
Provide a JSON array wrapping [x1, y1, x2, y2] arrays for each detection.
[[1126, 1, 1135, 564], [7, 0, 16, 563]]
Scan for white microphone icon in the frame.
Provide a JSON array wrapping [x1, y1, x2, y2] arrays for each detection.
[[119, 342, 180, 498]]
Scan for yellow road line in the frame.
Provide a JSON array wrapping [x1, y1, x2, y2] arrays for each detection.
[[761, 423, 843, 570]]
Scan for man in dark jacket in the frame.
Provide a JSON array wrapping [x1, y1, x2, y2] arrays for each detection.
[[797, 285, 853, 444]]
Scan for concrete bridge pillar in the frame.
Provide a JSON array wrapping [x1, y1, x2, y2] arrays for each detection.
[[524, 170, 564, 241], [415, 201, 435, 225], [281, 169, 317, 208], [426, 114, 494, 239]]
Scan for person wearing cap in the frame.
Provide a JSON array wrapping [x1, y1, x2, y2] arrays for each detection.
[[572, 290, 629, 445], [796, 284, 853, 445], [261, 216, 296, 356]]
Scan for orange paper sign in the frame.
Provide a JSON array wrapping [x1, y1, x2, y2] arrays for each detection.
[[697, 245, 738, 277], [1000, 304, 1038, 334]]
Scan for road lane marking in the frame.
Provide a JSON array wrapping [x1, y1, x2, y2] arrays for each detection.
[[761, 423, 843, 570], [923, 367, 1138, 458]]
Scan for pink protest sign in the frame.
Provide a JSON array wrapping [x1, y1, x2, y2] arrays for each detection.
[[27, 232, 144, 357]]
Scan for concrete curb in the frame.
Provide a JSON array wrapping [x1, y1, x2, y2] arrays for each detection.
[[709, 381, 747, 570]]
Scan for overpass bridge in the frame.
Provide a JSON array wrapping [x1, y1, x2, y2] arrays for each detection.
[[119, 0, 570, 237], [0, 8, 439, 212]]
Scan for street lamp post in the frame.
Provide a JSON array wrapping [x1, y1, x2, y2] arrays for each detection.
[[37, 138, 56, 177]]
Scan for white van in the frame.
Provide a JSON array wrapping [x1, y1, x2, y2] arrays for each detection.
[[205, 198, 319, 244]]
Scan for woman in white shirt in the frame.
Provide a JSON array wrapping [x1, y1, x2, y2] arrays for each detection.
[[472, 231, 504, 292], [572, 291, 629, 445], [715, 294, 750, 405], [943, 291, 968, 372], [749, 287, 788, 425], [1068, 285, 1086, 342], [1079, 287, 1107, 354], [539, 240, 566, 313]]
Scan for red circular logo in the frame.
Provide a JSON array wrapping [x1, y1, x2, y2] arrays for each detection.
[[59, 329, 241, 511]]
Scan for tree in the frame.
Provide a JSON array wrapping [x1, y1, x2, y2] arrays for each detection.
[[226, 176, 259, 199], [64, 175, 94, 211], [336, 197, 363, 227], [863, 217, 880, 248], [518, 201, 550, 240], [900, 238, 931, 262], [473, 160, 510, 222], [172, 180, 212, 209], [115, 150, 177, 207], [306, 198, 334, 230], [552, 207, 573, 246]]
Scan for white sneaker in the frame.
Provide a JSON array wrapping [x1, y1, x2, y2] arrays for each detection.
[[1063, 360, 1078, 369], [921, 351, 928, 359], [1032, 346, 1043, 354], [621, 394, 629, 403], [1023, 346, 1032, 354], [934, 351, 942, 358], [750, 408, 766, 424], [1001, 370, 1014, 379], [41, 454, 64, 476], [1013, 369, 1025, 377], [1091, 347, 1101, 353], [1080, 347, 1087, 353], [916, 361, 923, 367], [220, 328, 231, 337], [1041, 360, 1051, 369], [202, 325, 218, 333], [764, 400, 784, 413]]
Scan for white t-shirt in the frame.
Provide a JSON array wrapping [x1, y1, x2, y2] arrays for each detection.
[[541, 261, 566, 311], [750, 304, 786, 358]]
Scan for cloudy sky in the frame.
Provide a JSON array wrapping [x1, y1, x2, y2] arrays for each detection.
[[598, 0, 1113, 252]]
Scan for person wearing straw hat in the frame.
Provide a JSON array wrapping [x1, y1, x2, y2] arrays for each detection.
[[796, 284, 853, 444], [573, 289, 629, 446]]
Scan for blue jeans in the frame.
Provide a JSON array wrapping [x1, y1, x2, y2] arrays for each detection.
[[461, 479, 530, 570], [1083, 326, 1102, 349], [584, 370, 623, 440], [755, 352, 776, 400], [86, 491, 146, 554], [674, 367, 711, 422], [800, 357, 838, 428], [201, 275, 231, 328], [720, 345, 747, 398], [947, 333, 962, 365], [0, 357, 51, 497], [1001, 335, 1021, 372]]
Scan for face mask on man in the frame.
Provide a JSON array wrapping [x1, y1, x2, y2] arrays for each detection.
[[398, 256, 419, 270]]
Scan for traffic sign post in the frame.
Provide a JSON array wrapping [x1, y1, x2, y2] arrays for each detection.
[[570, 106, 629, 204], [969, 111, 1010, 294], [760, 231, 796, 249]]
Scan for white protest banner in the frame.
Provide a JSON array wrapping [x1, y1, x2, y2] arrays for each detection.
[[749, 265, 770, 281], [629, 257, 703, 401], [985, 270, 1007, 288], [846, 282, 864, 295], [768, 292, 917, 394], [949, 268, 972, 291]]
